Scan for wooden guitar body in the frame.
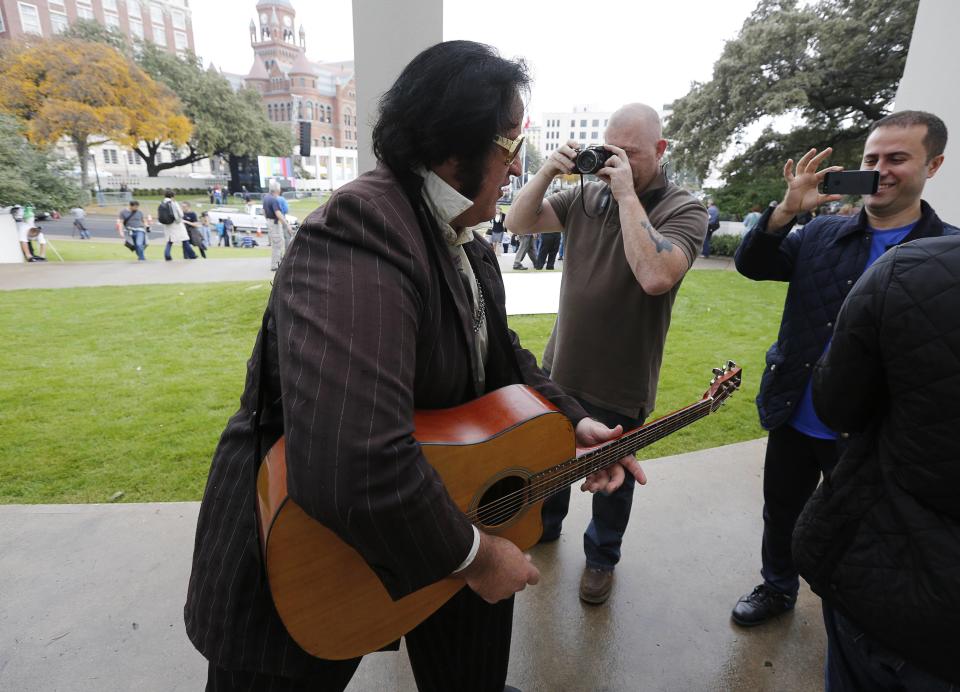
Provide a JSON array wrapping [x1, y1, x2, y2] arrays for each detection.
[[256, 384, 576, 661], [256, 363, 742, 661]]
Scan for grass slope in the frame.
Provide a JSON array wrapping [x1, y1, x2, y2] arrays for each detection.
[[0, 272, 784, 503]]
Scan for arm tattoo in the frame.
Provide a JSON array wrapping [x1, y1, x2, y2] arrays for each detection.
[[643, 220, 673, 253]]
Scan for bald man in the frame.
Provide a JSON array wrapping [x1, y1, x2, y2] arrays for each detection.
[[509, 103, 707, 604]]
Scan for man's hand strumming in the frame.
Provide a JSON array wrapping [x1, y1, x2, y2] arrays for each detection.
[[458, 532, 540, 604]]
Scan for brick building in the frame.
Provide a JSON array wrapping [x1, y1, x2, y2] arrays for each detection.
[[244, 0, 357, 186], [0, 0, 195, 55]]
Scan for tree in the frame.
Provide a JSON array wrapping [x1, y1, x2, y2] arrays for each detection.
[[60, 18, 130, 56], [523, 143, 543, 176], [0, 114, 82, 209], [133, 43, 237, 176], [666, 0, 918, 188], [0, 38, 191, 189], [220, 88, 295, 189], [128, 43, 292, 179]]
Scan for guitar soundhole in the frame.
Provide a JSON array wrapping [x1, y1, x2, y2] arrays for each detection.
[[476, 475, 526, 528]]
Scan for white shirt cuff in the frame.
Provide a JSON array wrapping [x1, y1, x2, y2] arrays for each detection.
[[452, 525, 481, 574]]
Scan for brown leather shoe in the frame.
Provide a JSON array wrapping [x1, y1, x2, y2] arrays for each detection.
[[579, 567, 614, 604]]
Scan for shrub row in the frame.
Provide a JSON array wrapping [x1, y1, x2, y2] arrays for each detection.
[[132, 188, 214, 197], [709, 233, 743, 257]]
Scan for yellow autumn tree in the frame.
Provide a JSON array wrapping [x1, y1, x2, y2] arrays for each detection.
[[0, 38, 191, 190]]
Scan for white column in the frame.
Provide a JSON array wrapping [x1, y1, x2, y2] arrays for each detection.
[[0, 212, 24, 264], [352, 0, 443, 174], [894, 0, 960, 223]]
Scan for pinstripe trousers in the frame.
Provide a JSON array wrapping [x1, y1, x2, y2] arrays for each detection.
[[206, 588, 514, 692]]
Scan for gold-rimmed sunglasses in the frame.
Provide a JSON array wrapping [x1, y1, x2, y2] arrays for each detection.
[[493, 134, 525, 165]]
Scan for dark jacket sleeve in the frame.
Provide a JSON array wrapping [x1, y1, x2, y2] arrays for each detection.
[[734, 206, 803, 281], [272, 191, 474, 601], [812, 252, 894, 432]]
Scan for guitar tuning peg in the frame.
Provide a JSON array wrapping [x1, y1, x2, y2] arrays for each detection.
[[712, 367, 724, 377], [727, 360, 737, 369]]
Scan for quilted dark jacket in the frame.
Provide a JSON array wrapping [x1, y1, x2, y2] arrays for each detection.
[[735, 202, 959, 430], [792, 235, 960, 684]]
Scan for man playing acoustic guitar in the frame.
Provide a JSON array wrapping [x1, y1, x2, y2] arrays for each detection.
[[184, 41, 643, 692]]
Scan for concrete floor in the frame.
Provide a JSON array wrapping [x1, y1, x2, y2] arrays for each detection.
[[0, 439, 827, 692]]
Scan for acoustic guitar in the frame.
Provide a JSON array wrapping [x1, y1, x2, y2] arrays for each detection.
[[256, 362, 742, 660]]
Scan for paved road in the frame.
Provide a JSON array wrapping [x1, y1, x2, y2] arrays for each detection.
[[42, 214, 123, 240]]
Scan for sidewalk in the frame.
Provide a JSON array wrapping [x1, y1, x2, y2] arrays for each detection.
[[0, 439, 826, 692], [0, 252, 735, 316]]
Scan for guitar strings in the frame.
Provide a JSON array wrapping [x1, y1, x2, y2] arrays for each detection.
[[466, 404, 710, 526], [463, 399, 717, 526], [463, 382, 737, 526], [468, 376, 738, 527], [471, 401, 721, 526]]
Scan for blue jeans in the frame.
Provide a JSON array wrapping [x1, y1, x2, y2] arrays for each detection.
[[702, 230, 714, 257], [823, 605, 956, 691], [165, 240, 197, 260], [130, 229, 146, 261], [541, 395, 645, 571]]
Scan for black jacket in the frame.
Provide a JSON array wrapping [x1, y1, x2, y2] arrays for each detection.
[[793, 236, 960, 684], [735, 202, 958, 430]]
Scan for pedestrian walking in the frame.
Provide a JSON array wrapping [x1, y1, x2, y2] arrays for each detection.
[[158, 190, 197, 261], [71, 206, 91, 239], [116, 200, 150, 261], [182, 202, 207, 259], [703, 199, 720, 257]]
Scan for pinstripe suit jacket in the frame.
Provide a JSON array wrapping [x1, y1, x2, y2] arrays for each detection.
[[184, 164, 588, 676]]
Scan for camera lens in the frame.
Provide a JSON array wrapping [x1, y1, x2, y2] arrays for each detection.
[[577, 149, 598, 174]]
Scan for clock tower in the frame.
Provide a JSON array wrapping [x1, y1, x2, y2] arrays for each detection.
[[251, 0, 304, 74], [244, 0, 359, 188]]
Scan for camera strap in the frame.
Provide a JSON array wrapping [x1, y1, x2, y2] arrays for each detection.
[[579, 163, 669, 219], [579, 175, 607, 219]]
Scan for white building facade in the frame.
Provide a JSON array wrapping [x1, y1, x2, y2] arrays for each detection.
[[540, 106, 612, 158]]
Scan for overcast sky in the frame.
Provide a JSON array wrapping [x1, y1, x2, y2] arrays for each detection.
[[191, 0, 762, 121]]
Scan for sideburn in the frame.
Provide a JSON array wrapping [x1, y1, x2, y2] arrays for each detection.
[[455, 154, 487, 200]]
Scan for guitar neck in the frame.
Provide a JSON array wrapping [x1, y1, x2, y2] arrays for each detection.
[[531, 398, 714, 500]]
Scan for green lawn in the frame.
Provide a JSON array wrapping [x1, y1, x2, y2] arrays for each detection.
[[0, 272, 785, 504], [46, 238, 271, 261]]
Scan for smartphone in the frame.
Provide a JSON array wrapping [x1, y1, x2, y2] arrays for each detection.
[[820, 170, 880, 195]]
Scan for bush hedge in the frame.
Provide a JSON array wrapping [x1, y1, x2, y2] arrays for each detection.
[[132, 188, 212, 197], [709, 233, 743, 257]]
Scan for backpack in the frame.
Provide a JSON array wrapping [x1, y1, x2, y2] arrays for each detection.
[[158, 200, 175, 225]]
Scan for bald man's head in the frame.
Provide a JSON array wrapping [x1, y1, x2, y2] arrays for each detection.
[[608, 103, 662, 140], [604, 103, 667, 193]]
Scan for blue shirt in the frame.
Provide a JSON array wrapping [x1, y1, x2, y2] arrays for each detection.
[[262, 194, 282, 220], [707, 205, 719, 224], [277, 196, 289, 215], [788, 222, 916, 439]]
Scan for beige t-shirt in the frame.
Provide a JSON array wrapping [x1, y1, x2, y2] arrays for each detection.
[[543, 175, 707, 417]]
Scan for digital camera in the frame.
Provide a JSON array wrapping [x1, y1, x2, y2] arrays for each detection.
[[572, 145, 613, 175]]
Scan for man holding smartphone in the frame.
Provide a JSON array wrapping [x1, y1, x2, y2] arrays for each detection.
[[731, 110, 957, 626]]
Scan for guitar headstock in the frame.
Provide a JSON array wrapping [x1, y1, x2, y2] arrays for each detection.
[[703, 361, 742, 412]]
